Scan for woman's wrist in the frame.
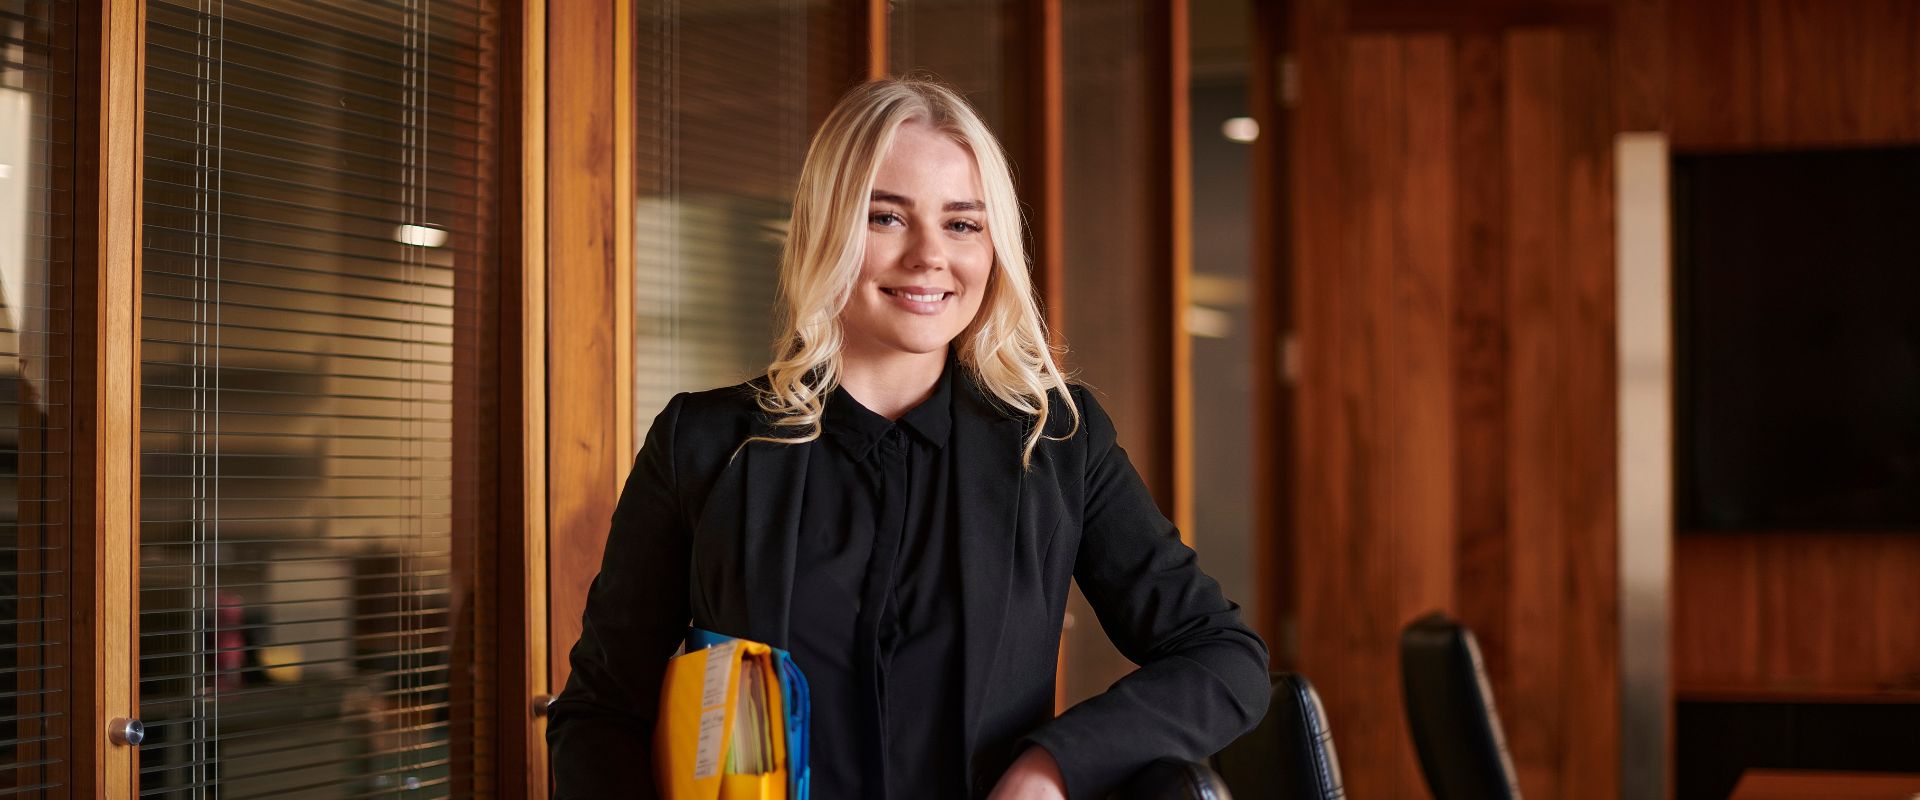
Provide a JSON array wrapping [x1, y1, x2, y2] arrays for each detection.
[[987, 744, 1068, 800]]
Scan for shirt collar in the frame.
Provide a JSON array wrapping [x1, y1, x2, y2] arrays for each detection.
[[824, 353, 956, 459]]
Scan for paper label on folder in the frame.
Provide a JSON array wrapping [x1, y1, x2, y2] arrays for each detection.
[[692, 641, 736, 780], [701, 641, 736, 709], [693, 707, 726, 779]]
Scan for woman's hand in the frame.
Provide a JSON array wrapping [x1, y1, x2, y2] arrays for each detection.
[[986, 745, 1068, 800]]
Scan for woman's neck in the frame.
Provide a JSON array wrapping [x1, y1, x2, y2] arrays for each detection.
[[837, 345, 949, 421]]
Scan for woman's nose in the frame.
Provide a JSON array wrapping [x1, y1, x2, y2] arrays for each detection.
[[904, 228, 949, 271]]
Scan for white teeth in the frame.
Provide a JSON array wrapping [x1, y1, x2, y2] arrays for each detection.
[[901, 291, 944, 302]]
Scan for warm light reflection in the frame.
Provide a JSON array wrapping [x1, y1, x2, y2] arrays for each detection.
[[394, 223, 449, 248], [1221, 116, 1259, 143]]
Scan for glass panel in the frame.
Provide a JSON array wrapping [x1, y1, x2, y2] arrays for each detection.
[[1058, 0, 1155, 706], [885, 0, 1013, 136], [0, 0, 75, 794], [631, 0, 855, 447], [1187, 0, 1256, 658], [138, 1, 500, 796]]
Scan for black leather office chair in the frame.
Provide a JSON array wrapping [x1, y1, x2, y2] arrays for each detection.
[[1115, 671, 1346, 800], [1114, 758, 1233, 800], [1213, 672, 1345, 800], [1399, 612, 1523, 800]]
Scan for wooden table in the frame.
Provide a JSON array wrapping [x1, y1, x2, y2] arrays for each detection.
[[1730, 770, 1920, 800]]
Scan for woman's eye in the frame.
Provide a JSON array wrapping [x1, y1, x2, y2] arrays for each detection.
[[869, 211, 903, 226], [947, 219, 982, 234]]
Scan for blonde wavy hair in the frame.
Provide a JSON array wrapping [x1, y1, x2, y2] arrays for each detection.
[[753, 77, 1077, 466]]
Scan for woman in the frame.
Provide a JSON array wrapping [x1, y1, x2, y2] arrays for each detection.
[[549, 78, 1268, 800]]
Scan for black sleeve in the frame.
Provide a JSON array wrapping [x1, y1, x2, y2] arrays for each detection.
[[1022, 387, 1271, 800], [548, 393, 691, 800]]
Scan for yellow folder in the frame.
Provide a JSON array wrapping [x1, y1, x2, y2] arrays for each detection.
[[655, 637, 791, 800]]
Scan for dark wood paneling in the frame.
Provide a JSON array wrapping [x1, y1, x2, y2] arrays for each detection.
[[1288, 6, 1620, 797], [1450, 30, 1511, 684], [1676, 534, 1920, 697], [1611, 0, 1665, 131], [1023, 0, 1065, 336], [1293, 29, 1458, 799], [1350, 0, 1609, 32], [1665, 0, 1761, 149], [1501, 28, 1619, 798], [1249, 0, 1292, 664], [1668, 0, 1920, 150], [1162, 0, 1194, 540]]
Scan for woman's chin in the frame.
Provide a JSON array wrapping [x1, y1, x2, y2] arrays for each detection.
[[857, 332, 957, 359]]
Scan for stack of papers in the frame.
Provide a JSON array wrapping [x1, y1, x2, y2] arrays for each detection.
[[728, 657, 774, 775]]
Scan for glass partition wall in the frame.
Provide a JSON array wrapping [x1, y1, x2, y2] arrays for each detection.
[[0, 1, 77, 794], [138, 1, 502, 795], [629, 0, 856, 447]]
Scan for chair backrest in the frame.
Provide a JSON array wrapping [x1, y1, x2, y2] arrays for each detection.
[[1399, 612, 1523, 800], [1113, 758, 1233, 800], [1211, 672, 1346, 800]]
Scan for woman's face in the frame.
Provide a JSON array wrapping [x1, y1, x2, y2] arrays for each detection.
[[840, 120, 993, 362]]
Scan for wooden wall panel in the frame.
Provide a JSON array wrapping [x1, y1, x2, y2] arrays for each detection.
[[1249, 0, 1294, 664], [1501, 28, 1618, 799], [1293, 31, 1458, 800], [1668, 0, 1920, 149], [1288, 6, 1619, 798], [1449, 30, 1511, 681], [1664, 0, 1761, 148], [1611, 0, 1666, 131], [1675, 534, 1920, 697], [1751, 0, 1920, 146]]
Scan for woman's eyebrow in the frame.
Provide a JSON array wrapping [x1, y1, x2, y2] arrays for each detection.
[[870, 190, 985, 213]]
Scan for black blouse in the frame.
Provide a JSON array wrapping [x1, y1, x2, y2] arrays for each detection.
[[787, 360, 966, 799]]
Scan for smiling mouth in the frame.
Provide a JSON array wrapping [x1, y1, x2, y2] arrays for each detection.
[[882, 288, 953, 303]]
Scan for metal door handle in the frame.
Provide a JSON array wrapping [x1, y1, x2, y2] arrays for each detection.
[[109, 717, 144, 747]]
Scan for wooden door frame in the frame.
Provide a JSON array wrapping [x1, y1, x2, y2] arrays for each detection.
[[71, 1, 143, 795], [542, 10, 635, 797], [499, 0, 550, 794]]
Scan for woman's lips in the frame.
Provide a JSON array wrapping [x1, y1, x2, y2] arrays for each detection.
[[881, 286, 953, 315]]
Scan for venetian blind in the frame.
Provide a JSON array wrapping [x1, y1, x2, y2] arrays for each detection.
[[0, 0, 74, 794], [631, 0, 852, 447], [885, 0, 1011, 136], [138, 1, 499, 796]]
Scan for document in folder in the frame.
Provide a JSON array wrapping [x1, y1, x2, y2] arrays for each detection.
[[655, 631, 811, 800]]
